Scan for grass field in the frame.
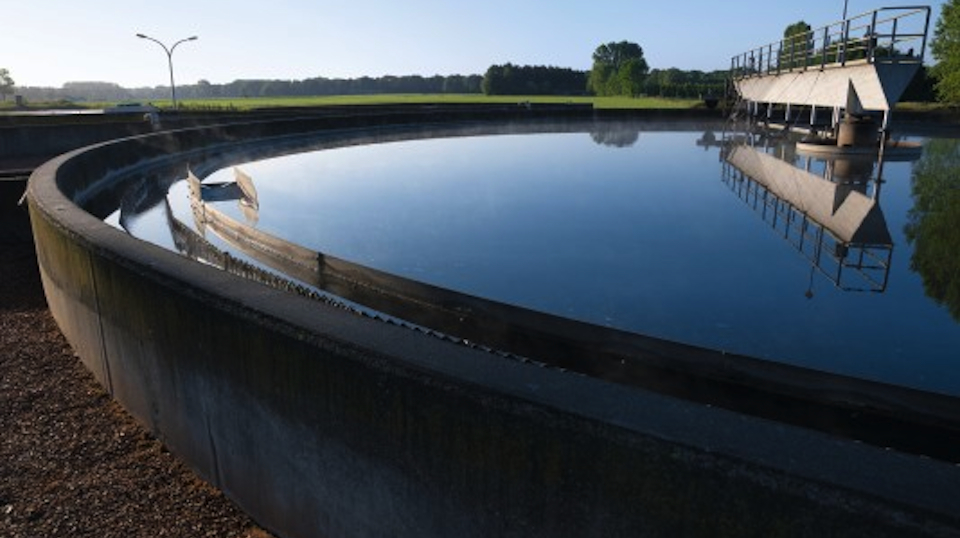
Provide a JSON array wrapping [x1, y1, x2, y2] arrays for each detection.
[[2, 94, 704, 111], [4, 93, 952, 114], [176, 94, 704, 110]]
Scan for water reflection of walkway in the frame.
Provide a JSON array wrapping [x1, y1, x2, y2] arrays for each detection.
[[721, 142, 893, 294]]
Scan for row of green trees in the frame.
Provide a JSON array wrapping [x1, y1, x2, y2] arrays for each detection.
[[184, 74, 484, 99], [10, 62, 726, 105], [8, 74, 484, 103], [481, 64, 586, 96], [199, 74, 481, 99], [641, 68, 728, 98], [480, 42, 726, 99]]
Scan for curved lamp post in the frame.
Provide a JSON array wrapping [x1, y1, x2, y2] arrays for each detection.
[[136, 33, 198, 110]]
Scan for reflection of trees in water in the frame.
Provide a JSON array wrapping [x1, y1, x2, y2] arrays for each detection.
[[696, 131, 721, 150], [905, 138, 960, 322], [590, 123, 640, 147]]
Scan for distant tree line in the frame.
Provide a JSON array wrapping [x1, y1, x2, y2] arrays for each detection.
[[642, 68, 727, 98], [10, 66, 729, 105], [10, 74, 483, 103], [481, 64, 588, 95], [184, 74, 483, 99], [481, 42, 726, 100]]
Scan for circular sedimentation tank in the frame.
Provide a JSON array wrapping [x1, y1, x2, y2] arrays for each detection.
[[25, 106, 960, 538]]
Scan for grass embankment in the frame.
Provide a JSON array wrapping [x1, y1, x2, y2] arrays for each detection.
[[2, 94, 702, 112], [894, 101, 960, 113]]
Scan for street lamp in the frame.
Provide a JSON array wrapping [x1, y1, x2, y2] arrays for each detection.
[[136, 33, 198, 110]]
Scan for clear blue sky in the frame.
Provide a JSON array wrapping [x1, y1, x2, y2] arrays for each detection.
[[2, 0, 947, 88]]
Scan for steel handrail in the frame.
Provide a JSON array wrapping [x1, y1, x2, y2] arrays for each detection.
[[730, 6, 930, 80]]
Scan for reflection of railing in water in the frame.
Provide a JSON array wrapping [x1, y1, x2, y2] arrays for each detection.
[[721, 144, 893, 294], [167, 197, 351, 307]]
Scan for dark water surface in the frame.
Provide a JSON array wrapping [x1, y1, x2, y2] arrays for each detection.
[[111, 121, 960, 396]]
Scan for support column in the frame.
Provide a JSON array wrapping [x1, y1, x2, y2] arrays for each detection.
[[874, 109, 891, 200]]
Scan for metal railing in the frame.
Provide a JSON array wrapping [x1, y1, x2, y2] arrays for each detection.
[[731, 6, 930, 79]]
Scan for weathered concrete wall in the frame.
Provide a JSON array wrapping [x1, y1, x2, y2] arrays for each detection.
[[0, 121, 153, 162], [0, 176, 32, 243], [26, 112, 960, 538]]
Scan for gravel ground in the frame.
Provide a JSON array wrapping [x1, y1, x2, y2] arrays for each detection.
[[0, 240, 276, 538]]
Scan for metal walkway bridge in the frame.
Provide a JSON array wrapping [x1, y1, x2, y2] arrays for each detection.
[[730, 6, 931, 131]]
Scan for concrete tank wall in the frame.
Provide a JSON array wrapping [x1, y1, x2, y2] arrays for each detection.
[[0, 120, 153, 161], [26, 112, 960, 538]]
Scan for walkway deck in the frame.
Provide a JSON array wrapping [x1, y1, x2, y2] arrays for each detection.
[[730, 7, 930, 114]]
